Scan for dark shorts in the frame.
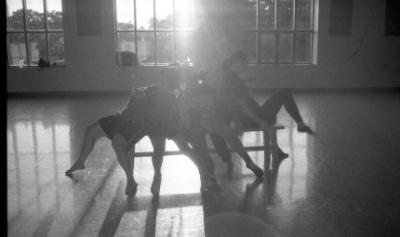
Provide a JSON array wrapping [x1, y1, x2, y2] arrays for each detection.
[[99, 113, 180, 144], [98, 114, 146, 144]]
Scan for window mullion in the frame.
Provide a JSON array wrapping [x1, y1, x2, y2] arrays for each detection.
[[172, 0, 176, 62], [153, 0, 157, 65], [134, 0, 138, 57], [274, 0, 279, 64], [256, 0, 260, 64], [113, 0, 118, 58], [22, 0, 30, 66], [43, 0, 50, 62], [311, 0, 315, 64], [292, 0, 296, 64]]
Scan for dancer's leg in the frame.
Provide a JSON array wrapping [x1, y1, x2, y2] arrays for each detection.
[[209, 134, 234, 174], [260, 89, 302, 124], [188, 128, 215, 176], [201, 117, 263, 177], [112, 133, 142, 195], [66, 122, 106, 177], [149, 136, 166, 195], [128, 145, 135, 171], [260, 89, 314, 134]]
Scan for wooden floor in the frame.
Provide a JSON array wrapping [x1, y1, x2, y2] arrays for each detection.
[[7, 92, 400, 237]]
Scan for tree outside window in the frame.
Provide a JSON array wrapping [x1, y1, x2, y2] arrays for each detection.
[[7, 0, 65, 67]]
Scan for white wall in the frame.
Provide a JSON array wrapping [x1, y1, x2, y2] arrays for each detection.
[[7, 0, 400, 93]]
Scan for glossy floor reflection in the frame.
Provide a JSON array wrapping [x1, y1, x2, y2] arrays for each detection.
[[7, 92, 400, 236]]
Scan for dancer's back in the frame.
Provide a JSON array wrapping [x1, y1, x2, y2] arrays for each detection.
[[121, 85, 181, 138]]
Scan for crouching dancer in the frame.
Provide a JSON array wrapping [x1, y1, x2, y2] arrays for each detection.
[[66, 85, 219, 196]]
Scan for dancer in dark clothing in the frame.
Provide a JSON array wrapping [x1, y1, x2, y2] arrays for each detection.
[[171, 65, 264, 178], [65, 85, 219, 196], [211, 52, 315, 172]]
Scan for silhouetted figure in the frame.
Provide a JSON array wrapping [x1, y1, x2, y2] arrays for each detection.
[[66, 84, 219, 196], [212, 52, 315, 172], [172, 64, 265, 178]]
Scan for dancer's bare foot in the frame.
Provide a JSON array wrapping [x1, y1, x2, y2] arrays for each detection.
[[125, 181, 138, 196], [151, 174, 162, 196], [273, 148, 289, 170], [246, 162, 264, 177], [65, 164, 85, 179], [278, 148, 289, 159]]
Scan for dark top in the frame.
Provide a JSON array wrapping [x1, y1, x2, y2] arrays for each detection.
[[217, 71, 260, 123], [119, 85, 181, 138], [181, 81, 217, 128]]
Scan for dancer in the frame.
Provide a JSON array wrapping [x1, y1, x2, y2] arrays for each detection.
[[170, 63, 265, 178], [211, 51, 315, 172], [66, 84, 219, 196]]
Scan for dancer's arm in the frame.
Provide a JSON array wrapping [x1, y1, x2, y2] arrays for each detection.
[[237, 100, 271, 130], [222, 73, 270, 130]]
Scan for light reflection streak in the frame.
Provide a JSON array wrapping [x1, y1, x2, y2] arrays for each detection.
[[288, 120, 295, 201], [51, 122, 61, 209], [7, 119, 70, 226], [10, 124, 22, 222], [32, 120, 42, 214]]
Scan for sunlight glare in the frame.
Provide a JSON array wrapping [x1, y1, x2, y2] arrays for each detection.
[[116, 0, 134, 25], [160, 155, 201, 194], [175, 0, 195, 30]]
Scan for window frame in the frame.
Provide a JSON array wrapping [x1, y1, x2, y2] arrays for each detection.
[[115, 0, 196, 66], [252, 0, 316, 65], [6, 0, 65, 67], [114, 0, 317, 67]]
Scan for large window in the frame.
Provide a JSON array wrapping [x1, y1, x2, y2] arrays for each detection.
[[6, 0, 65, 67], [115, 0, 196, 66], [242, 0, 316, 64], [115, 0, 316, 66]]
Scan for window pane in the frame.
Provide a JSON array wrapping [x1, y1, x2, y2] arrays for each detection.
[[237, 0, 256, 29], [175, 32, 193, 64], [27, 33, 47, 65], [117, 32, 135, 53], [175, 0, 196, 30], [278, 33, 293, 62], [156, 32, 173, 64], [238, 31, 257, 64], [260, 0, 276, 30], [7, 33, 27, 66], [136, 0, 154, 30], [260, 32, 275, 63], [295, 32, 312, 63], [26, 0, 45, 30], [296, 0, 312, 30], [156, 0, 173, 30], [116, 0, 134, 30], [47, 0, 63, 30], [7, 0, 24, 30], [137, 32, 155, 64], [277, 0, 294, 30], [48, 33, 65, 65]]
